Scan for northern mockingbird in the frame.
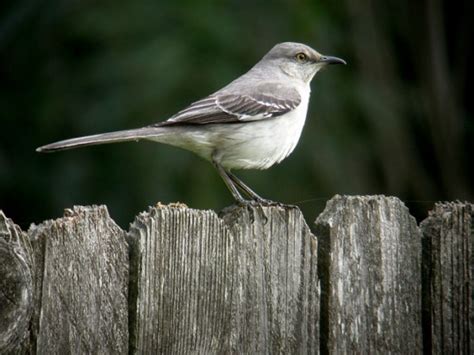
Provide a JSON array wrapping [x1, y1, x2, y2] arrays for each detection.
[[37, 42, 345, 204]]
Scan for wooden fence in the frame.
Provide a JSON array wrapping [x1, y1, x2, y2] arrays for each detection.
[[0, 195, 472, 354]]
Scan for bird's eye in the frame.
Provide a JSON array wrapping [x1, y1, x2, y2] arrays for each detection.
[[295, 53, 308, 62]]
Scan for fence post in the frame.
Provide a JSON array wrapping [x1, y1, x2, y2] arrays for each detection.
[[128, 204, 319, 354], [314, 195, 423, 354], [0, 206, 130, 354], [29, 206, 129, 354], [421, 202, 473, 354], [0, 211, 33, 354]]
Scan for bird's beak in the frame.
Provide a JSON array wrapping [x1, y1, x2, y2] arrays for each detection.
[[318, 55, 346, 65]]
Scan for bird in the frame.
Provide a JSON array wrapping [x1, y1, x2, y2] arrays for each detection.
[[37, 42, 345, 204]]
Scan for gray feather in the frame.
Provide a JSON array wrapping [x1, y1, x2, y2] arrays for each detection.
[[154, 83, 301, 126], [36, 127, 165, 153]]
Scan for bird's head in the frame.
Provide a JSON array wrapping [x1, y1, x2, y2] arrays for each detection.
[[261, 42, 346, 83]]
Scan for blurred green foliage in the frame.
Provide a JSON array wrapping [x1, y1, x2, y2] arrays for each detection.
[[1, 0, 472, 228]]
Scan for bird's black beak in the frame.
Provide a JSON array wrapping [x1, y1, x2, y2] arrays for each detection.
[[318, 55, 346, 65]]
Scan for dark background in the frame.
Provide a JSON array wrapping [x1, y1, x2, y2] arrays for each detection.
[[1, 0, 472, 229]]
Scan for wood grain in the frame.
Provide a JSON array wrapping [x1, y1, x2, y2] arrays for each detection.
[[315, 195, 423, 354], [0, 211, 33, 354], [29, 206, 129, 354], [129, 203, 318, 354], [421, 202, 473, 354]]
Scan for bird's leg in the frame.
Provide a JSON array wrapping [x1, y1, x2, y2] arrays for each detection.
[[225, 171, 277, 205], [225, 171, 264, 200], [213, 162, 273, 223], [226, 171, 274, 224], [212, 161, 247, 204]]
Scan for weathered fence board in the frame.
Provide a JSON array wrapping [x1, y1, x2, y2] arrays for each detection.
[[1, 195, 473, 354], [222, 205, 318, 354], [314, 195, 423, 354], [0, 211, 33, 354], [128, 204, 234, 354], [421, 202, 473, 354], [1, 206, 129, 354], [129, 203, 318, 354], [30, 206, 129, 354]]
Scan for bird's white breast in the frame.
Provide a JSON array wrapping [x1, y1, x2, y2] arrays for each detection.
[[212, 88, 310, 170]]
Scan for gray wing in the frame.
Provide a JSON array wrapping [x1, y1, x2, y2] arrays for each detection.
[[154, 84, 301, 126]]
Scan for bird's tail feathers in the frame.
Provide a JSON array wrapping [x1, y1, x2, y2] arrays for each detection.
[[36, 127, 165, 153]]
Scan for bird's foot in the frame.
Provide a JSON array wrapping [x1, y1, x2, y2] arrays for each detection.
[[236, 197, 298, 209], [252, 197, 283, 206], [232, 198, 270, 223]]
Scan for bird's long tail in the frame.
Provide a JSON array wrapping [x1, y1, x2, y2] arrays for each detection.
[[36, 127, 165, 153]]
